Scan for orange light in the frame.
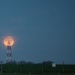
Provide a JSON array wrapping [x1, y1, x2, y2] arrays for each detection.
[[4, 36, 14, 46]]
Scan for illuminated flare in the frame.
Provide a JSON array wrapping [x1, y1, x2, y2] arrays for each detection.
[[4, 36, 14, 46]]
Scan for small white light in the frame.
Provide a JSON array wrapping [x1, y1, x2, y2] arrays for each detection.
[[52, 63, 56, 67]]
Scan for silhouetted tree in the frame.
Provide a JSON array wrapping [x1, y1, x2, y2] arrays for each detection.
[[17, 60, 26, 64], [42, 60, 53, 64]]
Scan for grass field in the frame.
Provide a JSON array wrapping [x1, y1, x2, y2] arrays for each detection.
[[0, 64, 75, 75], [0, 73, 75, 75]]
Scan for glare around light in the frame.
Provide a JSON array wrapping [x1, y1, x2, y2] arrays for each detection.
[[52, 63, 56, 67], [4, 36, 14, 46]]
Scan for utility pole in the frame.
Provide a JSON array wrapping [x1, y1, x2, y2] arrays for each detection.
[[0, 61, 3, 74], [42, 63, 44, 75], [62, 61, 64, 73]]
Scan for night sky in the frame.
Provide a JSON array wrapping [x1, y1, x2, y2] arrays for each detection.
[[0, 0, 75, 64]]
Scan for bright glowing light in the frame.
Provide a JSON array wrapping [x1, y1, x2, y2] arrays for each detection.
[[4, 36, 14, 46]]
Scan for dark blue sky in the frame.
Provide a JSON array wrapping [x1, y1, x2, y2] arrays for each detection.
[[0, 0, 75, 64]]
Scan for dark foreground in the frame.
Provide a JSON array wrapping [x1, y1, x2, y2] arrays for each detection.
[[0, 73, 75, 75], [0, 64, 75, 75]]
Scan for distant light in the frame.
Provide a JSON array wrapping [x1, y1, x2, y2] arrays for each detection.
[[52, 63, 56, 67], [4, 36, 14, 46]]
